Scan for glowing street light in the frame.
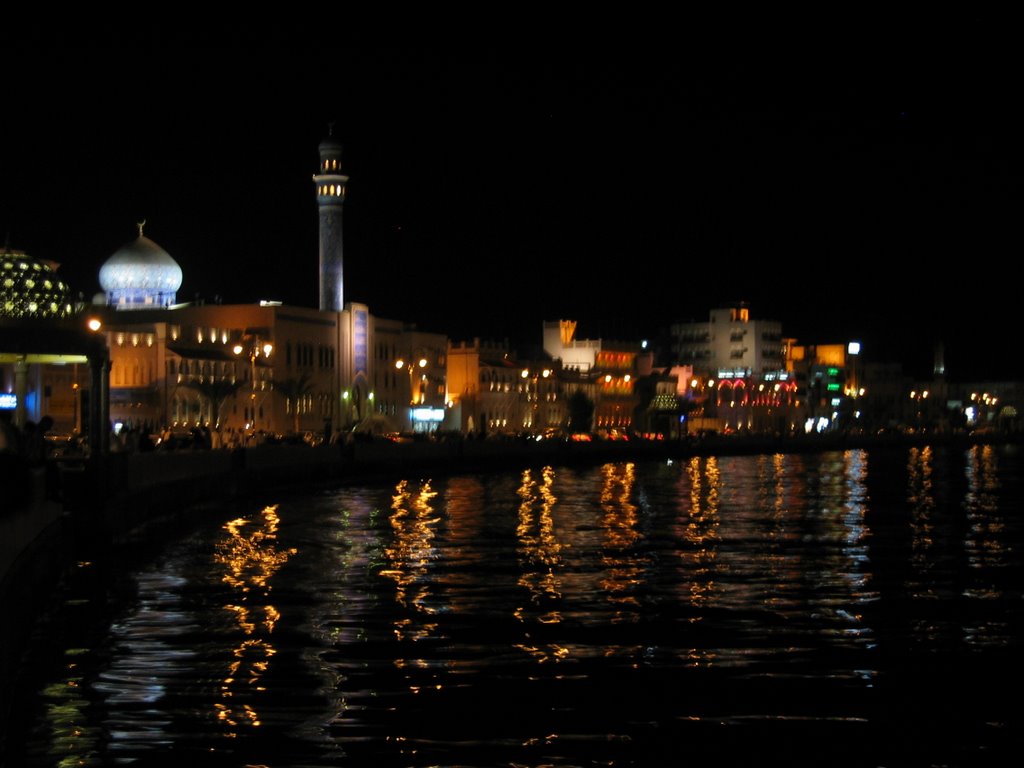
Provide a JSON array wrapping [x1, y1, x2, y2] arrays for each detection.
[[233, 334, 273, 431], [395, 357, 428, 406]]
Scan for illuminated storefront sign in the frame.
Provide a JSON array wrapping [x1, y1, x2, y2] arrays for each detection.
[[411, 407, 445, 422], [717, 368, 752, 380], [0, 393, 16, 409]]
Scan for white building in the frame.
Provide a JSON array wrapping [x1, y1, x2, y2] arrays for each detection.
[[670, 304, 783, 377], [542, 320, 602, 372]]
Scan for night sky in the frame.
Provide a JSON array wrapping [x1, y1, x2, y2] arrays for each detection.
[[2, 47, 1021, 380]]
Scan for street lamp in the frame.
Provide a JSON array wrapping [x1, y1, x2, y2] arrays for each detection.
[[396, 356, 428, 431], [520, 367, 554, 433], [395, 357, 428, 403], [909, 389, 929, 430], [233, 335, 273, 432]]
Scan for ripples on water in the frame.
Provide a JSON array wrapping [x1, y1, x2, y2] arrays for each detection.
[[7, 446, 1024, 766]]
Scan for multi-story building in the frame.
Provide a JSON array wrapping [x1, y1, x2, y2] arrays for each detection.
[[96, 300, 348, 440], [543, 320, 601, 372], [447, 339, 523, 434], [370, 318, 448, 433], [543, 320, 649, 433], [670, 303, 784, 378]]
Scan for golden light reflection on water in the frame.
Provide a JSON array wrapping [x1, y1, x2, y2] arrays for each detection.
[[512, 642, 571, 663], [212, 504, 295, 734], [678, 456, 721, 609], [515, 466, 564, 628], [907, 446, 936, 585], [599, 462, 647, 622], [19, 450, 1024, 766], [757, 453, 794, 597], [381, 479, 441, 644]]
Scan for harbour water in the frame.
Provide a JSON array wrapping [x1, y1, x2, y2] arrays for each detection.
[[4, 444, 1023, 766]]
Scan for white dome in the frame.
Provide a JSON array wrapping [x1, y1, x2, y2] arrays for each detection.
[[99, 227, 182, 309]]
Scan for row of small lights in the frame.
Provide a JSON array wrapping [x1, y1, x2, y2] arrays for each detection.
[[88, 317, 273, 359], [691, 378, 798, 393]]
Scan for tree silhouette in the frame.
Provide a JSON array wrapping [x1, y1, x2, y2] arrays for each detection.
[[180, 378, 244, 428], [275, 373, 314, 434]]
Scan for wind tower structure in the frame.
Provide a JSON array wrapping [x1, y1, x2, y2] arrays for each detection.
[[313, 130, 348, 312]]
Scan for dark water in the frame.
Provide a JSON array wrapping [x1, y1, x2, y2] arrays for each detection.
[[6, 446, 1024, 767]]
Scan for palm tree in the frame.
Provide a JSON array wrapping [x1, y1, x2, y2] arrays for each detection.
[[275, 373, 314, 434], [180, 378, 244, 428]]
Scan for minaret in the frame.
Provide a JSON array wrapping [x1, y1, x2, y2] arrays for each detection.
[[314, 129, 348, 312]]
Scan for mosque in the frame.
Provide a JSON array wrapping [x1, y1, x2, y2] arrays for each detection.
[[1, 135, 449, 444]]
